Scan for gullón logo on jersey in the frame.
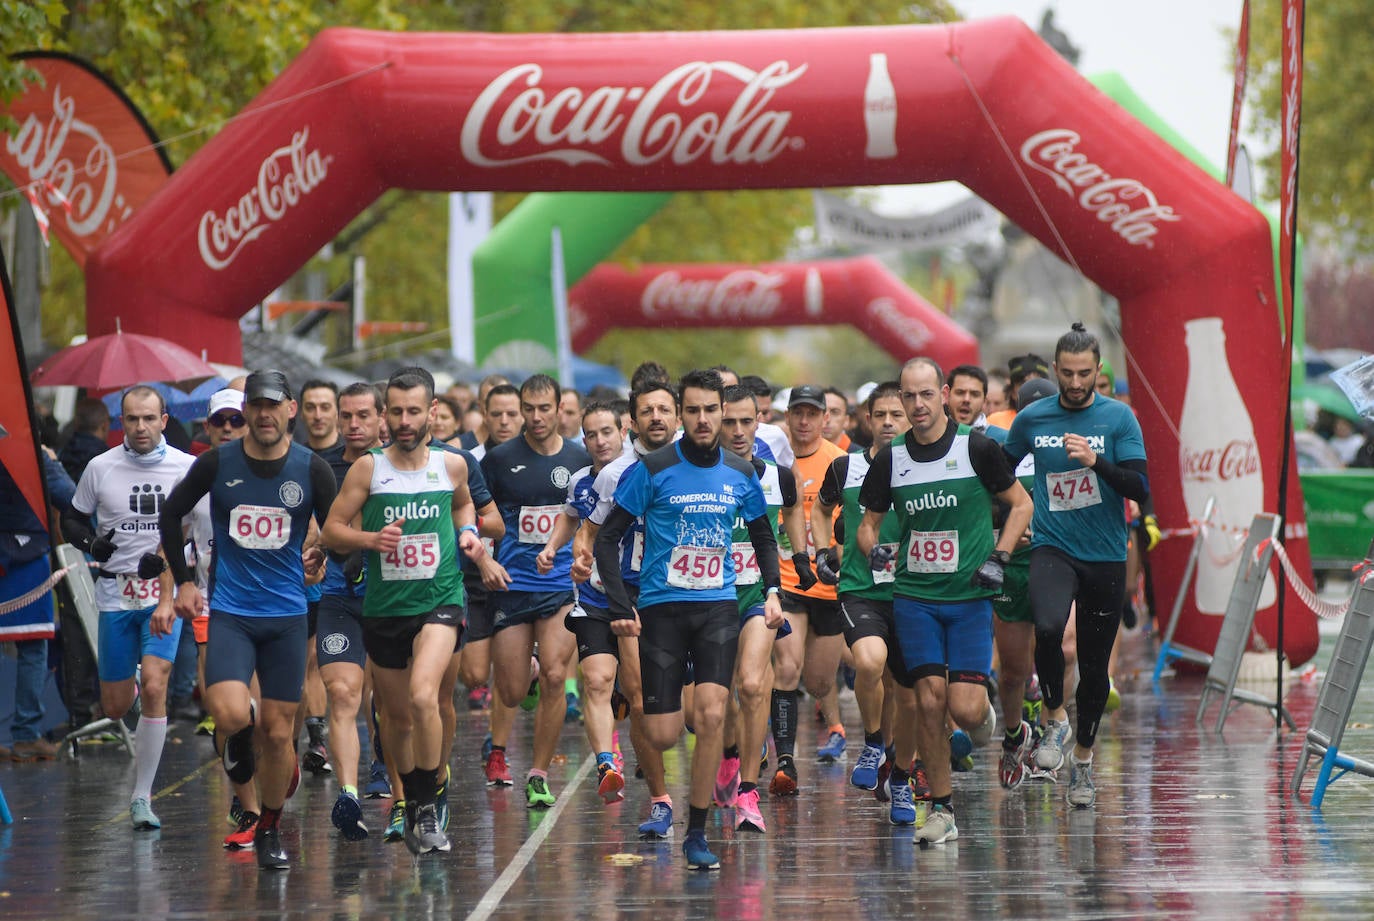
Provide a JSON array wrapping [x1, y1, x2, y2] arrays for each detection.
[[384, 501, 442, 524], [904, 490, 959, 514]]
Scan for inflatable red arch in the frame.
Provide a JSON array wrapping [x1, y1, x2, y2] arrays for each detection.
[[82, 17, 1316, 662], [568, 257, 980, 369]]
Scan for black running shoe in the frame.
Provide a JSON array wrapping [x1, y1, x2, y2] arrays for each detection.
[[254, 825, 289, 870]]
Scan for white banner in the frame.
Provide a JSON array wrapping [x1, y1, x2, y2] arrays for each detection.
[[812, 190, 999, 251], [447, 192, 493, 363]]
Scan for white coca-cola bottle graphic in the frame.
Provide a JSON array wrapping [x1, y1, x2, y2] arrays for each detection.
[[864, 53, 898, 159], [1178, 317, 1277, 614]]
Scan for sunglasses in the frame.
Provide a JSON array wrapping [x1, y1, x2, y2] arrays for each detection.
[[209, 413, 246, 428]]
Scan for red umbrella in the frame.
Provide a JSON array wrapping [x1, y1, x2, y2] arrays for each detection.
[[31, 322, 219, 390]]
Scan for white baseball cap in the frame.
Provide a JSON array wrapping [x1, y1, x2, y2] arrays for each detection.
[[207, 389, 244, 419]]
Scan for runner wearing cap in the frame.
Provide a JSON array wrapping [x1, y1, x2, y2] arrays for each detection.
[[770, 383, 845, 793], [160, 369, 336, 869]]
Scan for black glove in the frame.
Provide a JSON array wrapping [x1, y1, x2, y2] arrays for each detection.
[[343, 550, 366, 585], [868, 543, 896, 573], [90, 528, 118, 563], [815, 547, 840, 585], [971, 549, 1011, 591], [792, 551, 817, 591], [137, 553, 166, 580]]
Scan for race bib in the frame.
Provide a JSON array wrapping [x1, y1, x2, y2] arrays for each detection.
[[731, 541, 760, 586], [907, 530, 959, 574], [1046, 468, 1102, 512], [589, 558, 604, 593], [117, 574, 160, 610], [667, 545, 725, 590], [873, 542, 899, 584], [629, 530, 645, 572], [230, 504, 291, 550], [518, 504, 562, 544], [380, 532, 440, 581]]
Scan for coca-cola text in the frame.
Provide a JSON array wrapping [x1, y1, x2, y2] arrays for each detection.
[[641, 270, 783, 320], [460, 61, 806, 169], [197, 129, 332, 271], [1180, 438, 1261, 482], [6, 86, 123, 240], [1019, 129, 1180, 248]]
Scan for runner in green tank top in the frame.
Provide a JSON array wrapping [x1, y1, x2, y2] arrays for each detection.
[[857, 358, 1031, 847], [323, 368, 486, 858]]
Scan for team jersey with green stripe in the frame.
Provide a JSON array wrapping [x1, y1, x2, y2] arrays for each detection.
[[733, 456, 785, 615], [821, 451, 904, 600], [858, 425, 1014, 603], [361, 447, 464, 618]]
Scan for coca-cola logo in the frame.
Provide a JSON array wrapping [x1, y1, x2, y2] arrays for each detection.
[[1019, 129, 1181, 248], [197, 128, 332, 271], [460, 61, 807, 169], [641, 270, 784, 320], [5, 86, 123, 240], [867, 297, 931, 352], [1180, 439, 1261, 482]]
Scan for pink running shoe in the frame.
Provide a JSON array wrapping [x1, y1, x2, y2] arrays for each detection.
[[714, 755, 741, 807]]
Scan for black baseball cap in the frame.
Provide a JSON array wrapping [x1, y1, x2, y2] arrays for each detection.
[[1008, 354, 1051, 380], [788, 384, 827, 411], [244, 369, 293, 404], [1018, 377, 1059, 408]]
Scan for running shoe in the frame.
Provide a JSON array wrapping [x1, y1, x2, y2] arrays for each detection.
[[714, 755, 741, 807], [638, 801, 674, 839], [195, 713, 216, 736], [481, 732, 494, 760], [384, 802, 406, 842], [597, 763, 626, 804], [285, 760, 301, 799], [735, 788, 765, 833], [485, 749, 513, 787], [525, 774, 556, 809], [999, 721, 1033, 790], [911, 760, 933, 801], [405, 803, 451, 855], [875, 754, 894, 803], [130, 797, 161, 830], [1105, 679, 1122, 714], [565, 690, 583, 723], [303, 742, 332, 775], [851, 743, 886, 791], [467, 685, 491, 711], [769, 755, 799, 797], [682, 830, 720, 871], [818, 729, 847, 763], [949, 729, 974, 772], [364, 760, 392, 798], [969, 700, 998, 747], [914, 804, 958, 845], [254, 825, 289, 869], [436, 766, 451, 831], [1066, 759, 1097, 808], [1035, 719, 1073, 773], [1022, 673, 1043, 728], [227, 796, 244, 827], [224, 811, 259, 850], [888, 779, 916, 826], [331, 791, 369, 841], [520, 657, 541, 711]]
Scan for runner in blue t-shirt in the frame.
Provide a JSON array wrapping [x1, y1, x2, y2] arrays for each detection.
[[595, 369, 782, 872], [1003, 323, 1149, 810]]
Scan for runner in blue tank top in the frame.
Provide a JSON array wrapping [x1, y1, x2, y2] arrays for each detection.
[[161, 370, 335, 870]]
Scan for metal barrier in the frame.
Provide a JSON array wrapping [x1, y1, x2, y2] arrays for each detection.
[[1291, 554, 1374, 807], [54, 543, 135, 758], [1194, 513, 1295, 733], [1154, 496, 1216, 684]]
